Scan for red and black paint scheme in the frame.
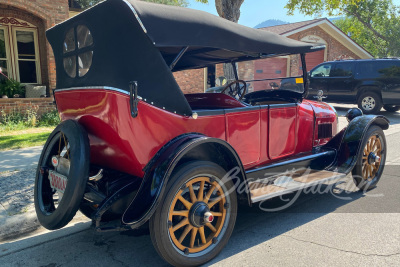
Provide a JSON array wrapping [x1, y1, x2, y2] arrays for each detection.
[[35, 1, 389, 265]]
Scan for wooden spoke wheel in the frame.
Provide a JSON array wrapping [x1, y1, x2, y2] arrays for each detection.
[[362, 135, 382, 181], [150, 161, 237, 266], [168, 176, 227, 254], [352, 125, 386, 191]]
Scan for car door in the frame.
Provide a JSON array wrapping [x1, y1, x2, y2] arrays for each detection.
[[308, 63, 333, 98], [268, 103, 297, 160], [326, 62, 356, 102]]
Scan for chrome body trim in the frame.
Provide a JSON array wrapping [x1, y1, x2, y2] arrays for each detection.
[[54, 86, 142, 100], [121, 0, 147, 33]]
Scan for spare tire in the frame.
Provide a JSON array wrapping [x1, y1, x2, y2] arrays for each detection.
[[34, 120, 90, 230]]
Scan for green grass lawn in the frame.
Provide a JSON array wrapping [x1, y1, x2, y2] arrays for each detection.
[[0, 127, 54, 151]]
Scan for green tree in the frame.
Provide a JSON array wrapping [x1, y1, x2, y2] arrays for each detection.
[[284, 0, 400, 57], [334, 17, 387, 57]]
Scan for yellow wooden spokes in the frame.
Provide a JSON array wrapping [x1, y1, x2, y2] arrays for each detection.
[[204, 184, 216, 204], [172, 218, 189, 232], [197, 180, 205, 201], [178, 195, 192, 210], [168, 177, 227, 253], [190, 227, 198, 248], [189, 184, 197, 203], [362, 135, 382, 181], [198, 227, 207, 244], [172, 210, 189, 217], [179, 225, 193, 243]]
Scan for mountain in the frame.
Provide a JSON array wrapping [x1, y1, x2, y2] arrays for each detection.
[[254, 19, 288, 29], [329, 16, 345, 22]]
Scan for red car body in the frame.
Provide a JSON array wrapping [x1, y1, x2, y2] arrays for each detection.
[[55, 89, 336, 177]]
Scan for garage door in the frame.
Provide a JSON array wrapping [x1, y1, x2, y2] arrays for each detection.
[[305, 49, 325, 72], [254, 58, 287, 91]]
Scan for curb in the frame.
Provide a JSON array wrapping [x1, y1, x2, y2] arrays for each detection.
[[0, 210, 90, 242], [0, 211, 40, 242]]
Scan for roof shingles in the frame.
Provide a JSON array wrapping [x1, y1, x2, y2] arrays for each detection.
[[259, 18, 325, 35]]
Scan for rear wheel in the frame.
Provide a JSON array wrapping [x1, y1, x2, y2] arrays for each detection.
[[357, 92, 382, 114], [352, 125, 386, 191], [34, 120, 90, 230], [383, 105, 400, 112], [150, 161, 237, 266]]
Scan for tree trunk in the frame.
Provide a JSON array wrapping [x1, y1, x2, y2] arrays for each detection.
[[215, 0, 244, 82]]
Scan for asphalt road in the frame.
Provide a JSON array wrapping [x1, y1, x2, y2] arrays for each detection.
[[0, 103, 399, 266]]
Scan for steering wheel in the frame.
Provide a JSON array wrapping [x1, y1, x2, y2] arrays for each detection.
[[221, 80, 247, 100]]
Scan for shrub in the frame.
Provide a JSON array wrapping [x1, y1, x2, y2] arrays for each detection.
[[38, 110, 60, 126], [0, 79, 24, 98], [0, 108, 59, 131], [0, 106, 38, 130]]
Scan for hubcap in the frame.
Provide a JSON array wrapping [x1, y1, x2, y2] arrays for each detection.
[[168, 176, 228, 254], [362, 135, 382, 181], [189, 202, 211, 227], [362, 96, 376, 111], [204, 212, 214, 223]]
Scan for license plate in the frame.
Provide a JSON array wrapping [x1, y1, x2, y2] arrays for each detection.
[[49, 170, 68, 194]]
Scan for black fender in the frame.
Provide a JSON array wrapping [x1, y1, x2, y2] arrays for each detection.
[[324, 115, 389, 174], [121, 133, 247, 228]]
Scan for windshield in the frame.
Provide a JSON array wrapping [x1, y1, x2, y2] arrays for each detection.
[[206, 55, 306, 96]]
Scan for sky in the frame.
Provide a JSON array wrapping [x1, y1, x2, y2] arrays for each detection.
[[188, 0, 400, 28]]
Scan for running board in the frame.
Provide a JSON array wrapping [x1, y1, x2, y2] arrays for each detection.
[[249, 170, 346, 203]]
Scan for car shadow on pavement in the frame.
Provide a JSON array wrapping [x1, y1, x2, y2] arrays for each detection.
[[1, 171, 398, 266], [0, 180, 369, 266]]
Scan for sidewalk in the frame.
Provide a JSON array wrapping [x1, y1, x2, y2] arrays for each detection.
[[0, 146, 43, 172], [0, 146, 89, 241]]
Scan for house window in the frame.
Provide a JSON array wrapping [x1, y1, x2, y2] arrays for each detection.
[[0, 27, 10, 78], [0, 17, 41, 84]]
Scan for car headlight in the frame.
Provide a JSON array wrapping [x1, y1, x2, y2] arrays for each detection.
[[346, 108, 363, 122]]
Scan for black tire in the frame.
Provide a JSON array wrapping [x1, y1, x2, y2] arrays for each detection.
[[150, 161, 237, 266], [357, 92, 382, 114], [352, 125, 386, 191], [34, 120, 90, 230], [383, 105, 400, 112]]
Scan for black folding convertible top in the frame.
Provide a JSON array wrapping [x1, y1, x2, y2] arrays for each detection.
[[47, 0, 324, 116]]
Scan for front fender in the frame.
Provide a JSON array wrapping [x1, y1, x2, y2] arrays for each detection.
[[324, 115, 389, 174], [121, 133, 246, 228]]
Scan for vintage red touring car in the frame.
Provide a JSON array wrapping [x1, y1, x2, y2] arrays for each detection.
[[34, 0, 389, 266]]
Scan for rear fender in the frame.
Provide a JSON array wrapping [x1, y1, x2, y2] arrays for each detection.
[[323, 115, 389, 174], [121, 133, 247, 228]]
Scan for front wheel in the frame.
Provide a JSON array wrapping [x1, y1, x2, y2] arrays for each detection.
[[352, 125, 386, 191], [150, 161, 237, 266]]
